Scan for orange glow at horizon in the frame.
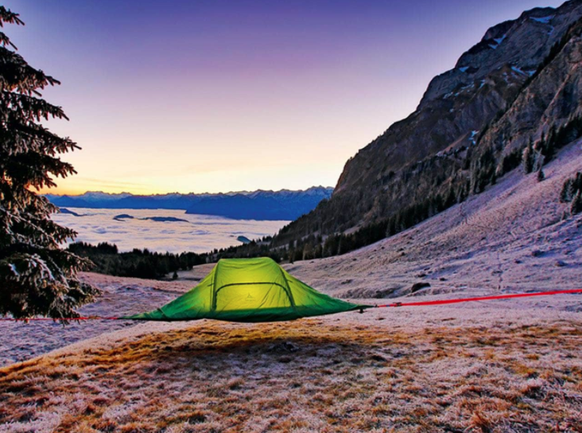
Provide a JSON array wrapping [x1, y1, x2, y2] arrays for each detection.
[[40, 158, 343, 196]]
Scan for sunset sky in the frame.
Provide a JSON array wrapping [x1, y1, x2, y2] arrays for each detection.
[[5, 0, 564, 195]]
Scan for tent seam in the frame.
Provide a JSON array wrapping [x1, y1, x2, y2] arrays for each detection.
[[275, 265, 296, 309], [211, 260, 221, 311], [215, 281, 292, 293]]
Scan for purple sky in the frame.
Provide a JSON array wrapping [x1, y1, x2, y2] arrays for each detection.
[[4, 0, 565, 195]]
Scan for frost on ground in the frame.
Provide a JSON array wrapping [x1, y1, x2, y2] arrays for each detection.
[[1, 308, 581, 433], [0, 274, 191, 366]]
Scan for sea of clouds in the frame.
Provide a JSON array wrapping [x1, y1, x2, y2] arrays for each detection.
[[52, 208, 289, 254]]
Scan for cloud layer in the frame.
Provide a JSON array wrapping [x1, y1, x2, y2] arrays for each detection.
[[52, 208, 289, 254]]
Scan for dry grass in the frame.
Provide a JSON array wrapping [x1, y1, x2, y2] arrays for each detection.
[[1, 320, 582, 432]]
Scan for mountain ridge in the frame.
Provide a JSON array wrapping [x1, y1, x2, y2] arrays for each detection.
[[265, 0, 582, 258], [46, 186, 333, 221]]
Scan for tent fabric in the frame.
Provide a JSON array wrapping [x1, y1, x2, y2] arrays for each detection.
[[126, 257, 368, 323]]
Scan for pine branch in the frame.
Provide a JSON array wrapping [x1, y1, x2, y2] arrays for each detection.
[[0, 7, 24, 27], [0, 31, 16, 49], [2, 151, 78, 189], [0, 119, 79, 156], [0, 47, 60, 95], [1, 91, 68, 122]]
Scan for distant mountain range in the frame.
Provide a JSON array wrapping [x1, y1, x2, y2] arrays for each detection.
[[46, 187, 333, 221]]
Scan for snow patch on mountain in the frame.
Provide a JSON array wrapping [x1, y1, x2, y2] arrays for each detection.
[[530, 15, 554, 24], [511, 65, 527, 76]]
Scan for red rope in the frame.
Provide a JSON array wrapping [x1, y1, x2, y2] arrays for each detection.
[[0, 316, 120, 322], [376, 289, 582, 308]]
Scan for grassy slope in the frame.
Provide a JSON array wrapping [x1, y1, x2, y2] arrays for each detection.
[[1, 317, 581, 432]]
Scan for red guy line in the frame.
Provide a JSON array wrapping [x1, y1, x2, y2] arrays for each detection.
[[376, 289, 582, 308]]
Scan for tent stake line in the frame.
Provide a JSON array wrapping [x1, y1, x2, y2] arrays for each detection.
[[1, 288, 581, 322], [375, 288, 582, 308]]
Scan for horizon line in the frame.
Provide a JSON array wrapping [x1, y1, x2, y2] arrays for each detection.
[[44, 185, 335, 197]]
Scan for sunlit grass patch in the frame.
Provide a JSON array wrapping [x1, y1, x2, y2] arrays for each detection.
[[1, 320, 581, 432]]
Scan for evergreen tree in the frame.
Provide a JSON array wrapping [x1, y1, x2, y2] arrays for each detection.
[[560, 178, 575, 202], [535, 151, 544, 172], [571, 191, 582, 215], [288, 249, 294, 264], [537, 168, 545, 182], [500, 148, 522, 176], [522, 139, 535, 174], [444, 186, 457, 209], [0, 7, 98, 319], [540, 131, 555, 163], [302, 243, 314, 261], [547, 124, 557, 150]]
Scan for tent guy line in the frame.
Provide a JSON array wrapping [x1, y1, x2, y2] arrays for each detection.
[[375, 288, 582, 307], [2, 288, 582, 322]]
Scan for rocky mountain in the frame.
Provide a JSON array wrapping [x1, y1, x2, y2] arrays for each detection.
[[46, 187, 333, 221], [270, 0, 582, 257]]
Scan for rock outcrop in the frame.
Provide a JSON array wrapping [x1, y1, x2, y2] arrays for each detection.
[[273, 0, 582, 252]]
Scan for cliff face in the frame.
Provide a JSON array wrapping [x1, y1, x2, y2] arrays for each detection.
[[480, 20, 582, 152], [335, 0, 582, 197], [274, 0, 582, 249], [419, 3, 581, 107]]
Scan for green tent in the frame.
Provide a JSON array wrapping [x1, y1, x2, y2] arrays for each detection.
[[126, 257, 368, 323]]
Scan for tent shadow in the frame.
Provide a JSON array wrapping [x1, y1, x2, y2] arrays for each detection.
[[149, 334, 366, 361], [119, 323, 377, 367]]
